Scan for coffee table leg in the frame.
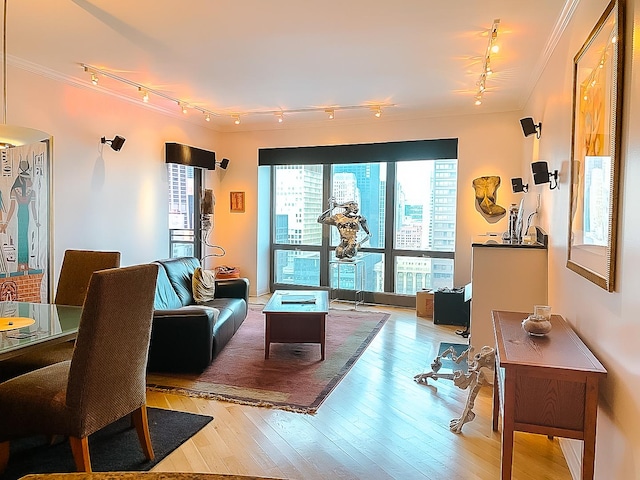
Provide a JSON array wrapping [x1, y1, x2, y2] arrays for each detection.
[[320, 313, 326, 360], [265, 315, 270, 359]]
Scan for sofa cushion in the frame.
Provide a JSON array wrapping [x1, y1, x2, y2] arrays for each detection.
[[192, 267, 216, 303], [160, 257, 201, 306], [153, 263, 182, 310]]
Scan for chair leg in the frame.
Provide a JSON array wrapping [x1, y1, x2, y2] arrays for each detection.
[[0, 441, 9, 474], [132, 405, 155, 461], [69, 436, 92, 472]]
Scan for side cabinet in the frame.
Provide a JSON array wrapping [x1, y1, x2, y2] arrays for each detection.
[[470, 243, 547, 350]]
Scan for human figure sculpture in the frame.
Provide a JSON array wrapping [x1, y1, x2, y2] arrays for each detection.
[[472, 176, 506, 217], [317, 198, 370, 260]]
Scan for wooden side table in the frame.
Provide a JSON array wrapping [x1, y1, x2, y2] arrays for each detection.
[[492, 310, 606, 480]]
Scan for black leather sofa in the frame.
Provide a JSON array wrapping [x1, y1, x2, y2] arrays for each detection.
[[148, 256, 249, 373]]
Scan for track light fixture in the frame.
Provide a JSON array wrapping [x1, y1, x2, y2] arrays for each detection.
[[511, 177, 529, 193], [81, 63, 396, 124], [531, 161, 558, 189], [100, 135, 126, 152], [139, 87, 148, 103], [520, 117, 542, 138], [91, 73, 98, 85], [474, 19, 500, 106]]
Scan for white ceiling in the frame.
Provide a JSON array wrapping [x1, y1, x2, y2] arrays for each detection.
[[6, 0, 575, 130]]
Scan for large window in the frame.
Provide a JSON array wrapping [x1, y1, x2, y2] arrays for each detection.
[[167, 163, 202, 258], [263, 139, 458, 306]]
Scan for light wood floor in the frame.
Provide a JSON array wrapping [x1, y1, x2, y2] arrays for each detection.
[[146, 300, 572, 480]]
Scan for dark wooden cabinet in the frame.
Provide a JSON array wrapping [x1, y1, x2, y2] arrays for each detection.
[[492, 310, 606, 480]]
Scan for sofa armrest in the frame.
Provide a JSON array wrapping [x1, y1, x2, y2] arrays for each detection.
[[148, 307, 217, 372], [215, 277, 249, 303]]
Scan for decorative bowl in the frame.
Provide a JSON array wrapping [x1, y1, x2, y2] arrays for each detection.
[[522, 315, 552, 336]]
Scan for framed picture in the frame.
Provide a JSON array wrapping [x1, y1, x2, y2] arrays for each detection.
[[230, 191, 245, 213], [567, 0, 624, 292], [0, 138, 51, 302]]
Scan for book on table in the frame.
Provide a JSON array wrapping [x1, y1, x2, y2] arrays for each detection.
[[280, 295, 317, 304]]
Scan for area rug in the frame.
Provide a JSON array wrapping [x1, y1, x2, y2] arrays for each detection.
[[3, 407, 213, 480], [147, 306, 390, 414]]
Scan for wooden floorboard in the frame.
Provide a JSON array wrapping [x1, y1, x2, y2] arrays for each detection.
[[146, 300, 573, 479]]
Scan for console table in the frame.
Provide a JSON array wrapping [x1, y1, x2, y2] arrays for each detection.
[[492, 310, 606, 480]]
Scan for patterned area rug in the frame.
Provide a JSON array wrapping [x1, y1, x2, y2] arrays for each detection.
[[147, 306, 389, 414]]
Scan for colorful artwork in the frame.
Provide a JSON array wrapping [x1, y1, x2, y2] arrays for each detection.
[[0, 141, 49, 302], [567, 0, 622, 292]]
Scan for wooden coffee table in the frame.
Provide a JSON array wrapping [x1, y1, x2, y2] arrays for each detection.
[[262, 290, 329, 360]]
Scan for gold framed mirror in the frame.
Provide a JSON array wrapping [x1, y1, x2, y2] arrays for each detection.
[[567, 0, 624, 292]]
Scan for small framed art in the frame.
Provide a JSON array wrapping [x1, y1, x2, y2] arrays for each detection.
[[230, 191, 245, 213]]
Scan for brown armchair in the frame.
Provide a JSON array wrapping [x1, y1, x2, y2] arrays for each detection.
[[0, 249, 121, 382], [0, 263, 159, 473]]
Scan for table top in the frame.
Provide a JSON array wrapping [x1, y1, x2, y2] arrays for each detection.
[[492, 310, 606, 375], [0, 301, 83, 361], [263, 290, 329, 314]]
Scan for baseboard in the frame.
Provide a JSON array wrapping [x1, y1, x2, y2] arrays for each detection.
[[559, 437, 581, 480]]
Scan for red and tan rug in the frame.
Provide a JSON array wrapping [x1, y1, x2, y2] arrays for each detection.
[[147, 305, 389, 414]]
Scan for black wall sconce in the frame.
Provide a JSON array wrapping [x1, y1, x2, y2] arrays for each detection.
[[520, 117, 542, 139], [101, 135, 126, 151], [531, 161, 558, 189], [214, 158, 230, 170], [511, 177, 529, 193]]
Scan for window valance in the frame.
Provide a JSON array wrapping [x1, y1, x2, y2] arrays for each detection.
[[258, 138, 458, 166]]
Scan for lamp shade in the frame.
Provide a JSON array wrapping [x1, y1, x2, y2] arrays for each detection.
[[201, 189, 214, 215]]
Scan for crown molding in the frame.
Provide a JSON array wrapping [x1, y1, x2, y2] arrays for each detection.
[[520, 0, 580, 109]]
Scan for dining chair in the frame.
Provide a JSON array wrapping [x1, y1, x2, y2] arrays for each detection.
[[0, 263, 159, 473], [54, 249, 122, 306], [0, 249, 121, 382]]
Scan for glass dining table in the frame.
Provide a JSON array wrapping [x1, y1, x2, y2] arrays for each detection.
[[0, 301, 82, 361]]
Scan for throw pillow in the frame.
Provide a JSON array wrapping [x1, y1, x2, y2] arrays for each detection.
[[192, 266, 217, 303]]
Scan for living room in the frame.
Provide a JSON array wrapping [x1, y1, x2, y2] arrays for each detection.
[[2, 0, 638, 479]]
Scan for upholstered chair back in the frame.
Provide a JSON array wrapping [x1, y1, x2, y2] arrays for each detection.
[[54, 250, 121, 306], [65, 263, 158, 438]]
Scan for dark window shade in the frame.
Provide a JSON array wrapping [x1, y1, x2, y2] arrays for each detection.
[[165, 142, 216, 170], [258, 138, 458, 166]]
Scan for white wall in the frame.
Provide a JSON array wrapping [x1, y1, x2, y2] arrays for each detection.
[[7, 65, 221, 288], [523, 0, 640, 477]]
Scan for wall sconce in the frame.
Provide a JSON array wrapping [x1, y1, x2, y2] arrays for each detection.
[[511, 177, 529, 193], [101, 135, 126, 151], [214, 158, 229, 170], [531, 161, 558, 189], [520, 117, 542, 139]]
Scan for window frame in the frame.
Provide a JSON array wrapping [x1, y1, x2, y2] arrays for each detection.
[[269, 161, 456, 307], [168, 164, 203, 259]]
